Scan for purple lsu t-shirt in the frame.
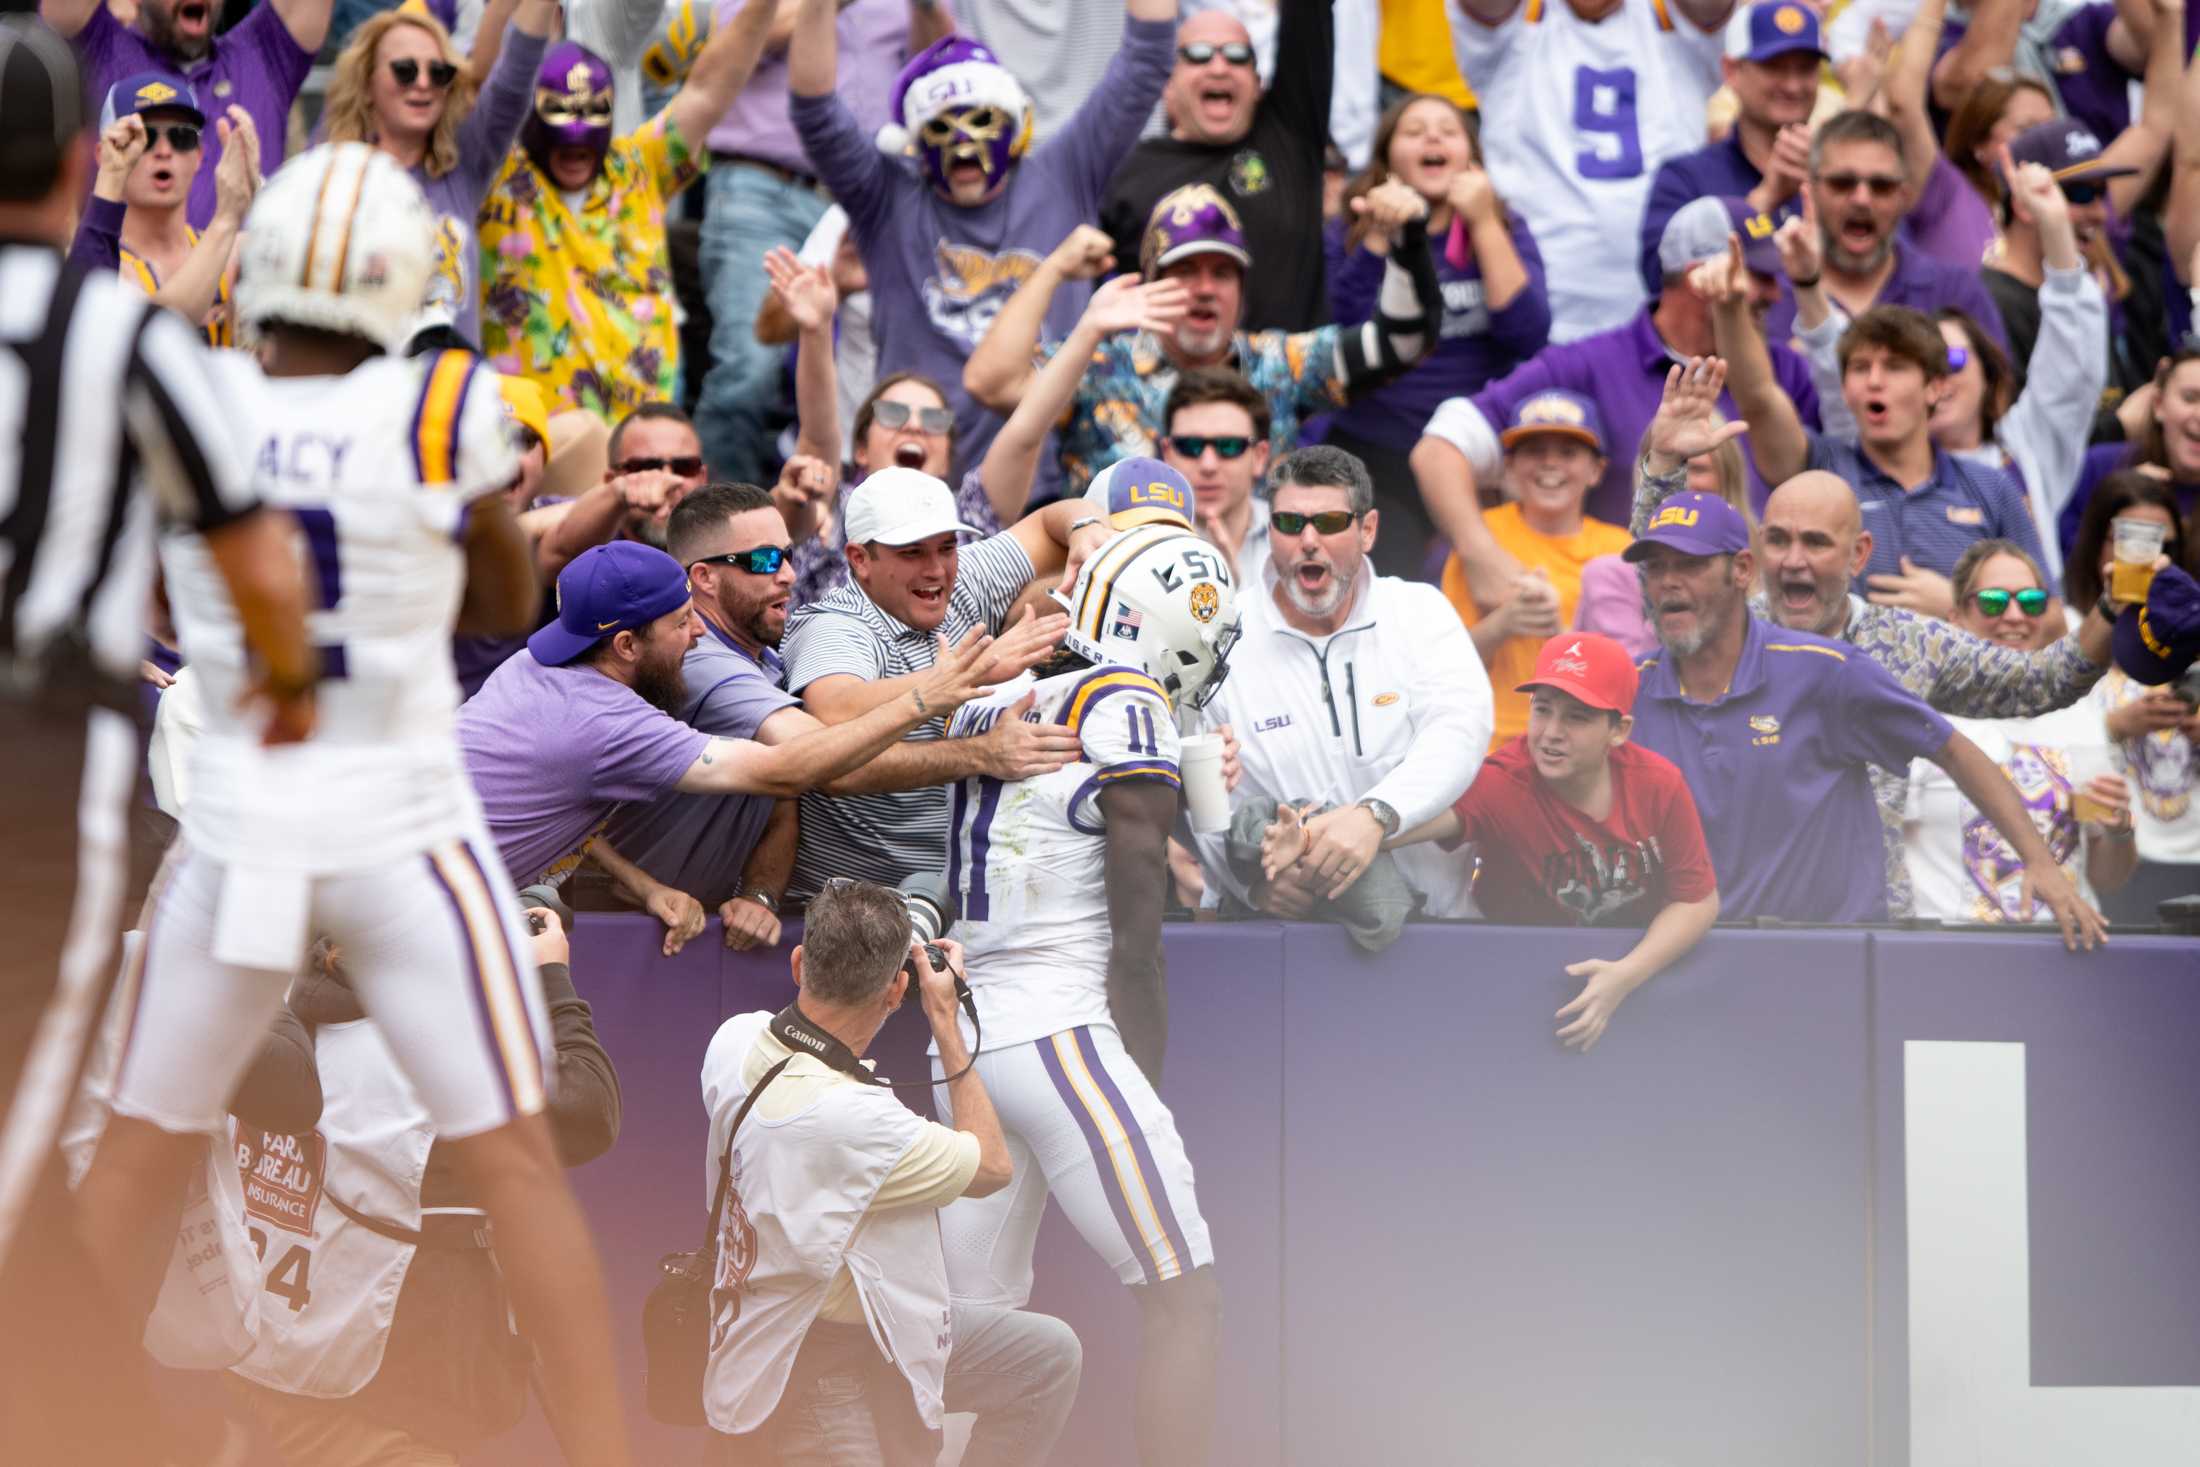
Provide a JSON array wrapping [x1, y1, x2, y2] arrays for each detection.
[[75, 4, 314, 230], [457, 650, 711, 886]]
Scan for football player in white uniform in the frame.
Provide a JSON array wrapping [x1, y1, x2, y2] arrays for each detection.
[[1450, 0, 1731, 342], [71, 144, 637, 1465], [938, 522, 1242, 1466]]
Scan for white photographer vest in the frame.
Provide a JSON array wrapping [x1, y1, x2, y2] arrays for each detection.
[[699, 1012, 954, 1435], [62, 932, 262, 1369], [229, 1017, 441, 1398]]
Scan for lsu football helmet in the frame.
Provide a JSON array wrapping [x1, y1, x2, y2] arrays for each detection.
[[234, 143, 437, 351], [1059, 524, 1242, 713]]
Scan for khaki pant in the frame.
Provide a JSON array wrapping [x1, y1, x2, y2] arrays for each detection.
[[229, 1376, 462, 1467]]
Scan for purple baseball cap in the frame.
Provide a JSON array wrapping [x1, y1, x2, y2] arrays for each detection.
[[101, 71, 204, 129], [1730, 0, 1827, 63], [2113, 563, 2200, 685], [1659, 195, 1782, 280], [1141, 183, 1253, 277], [529, 541, 692, 666], [1623, 491, 1753, 562], [2007, 119, 2139, 187], [1501, 389, 1606, 455], [1085, 456, 1195, 530]]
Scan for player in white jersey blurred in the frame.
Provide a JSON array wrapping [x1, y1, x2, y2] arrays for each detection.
[[1451, 0, 1731, 342], [72, 144, 634, 1466], [938, 518, 1242, 1467]]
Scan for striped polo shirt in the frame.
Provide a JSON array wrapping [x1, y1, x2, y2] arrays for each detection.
[[1805, 432, 2046, 586], [780, 532, 1034, 899]]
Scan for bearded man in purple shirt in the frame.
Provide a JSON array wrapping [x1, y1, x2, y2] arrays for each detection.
[[42, 0, 332, 228]]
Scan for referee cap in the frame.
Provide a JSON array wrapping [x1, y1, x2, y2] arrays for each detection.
[[0, 19, 88, 202]]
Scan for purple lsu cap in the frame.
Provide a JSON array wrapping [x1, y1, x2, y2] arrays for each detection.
[[529, 541, 691, 666], [1501, 389, 1606, 454], [1141, 183, 1253, 278], [1659, 195, 1782, 280], [1085, 455, 1194, 530], [101, 71, 205, 129], [1731, 0, 1826, 63], [1623, 491, 1752, 562], [2113, 563, 2200, 685], [2007, 119, 2139, 187]]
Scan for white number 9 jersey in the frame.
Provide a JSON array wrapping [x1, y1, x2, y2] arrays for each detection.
[[943, 663, 1182, 1051]]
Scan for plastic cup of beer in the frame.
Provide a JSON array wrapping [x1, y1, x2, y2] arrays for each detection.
[[2067, 744, 2118, 826], [2111, 517, 2168, 607]]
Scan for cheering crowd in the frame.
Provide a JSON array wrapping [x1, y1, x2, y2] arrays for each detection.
[[7, 0, 2200, 1459]]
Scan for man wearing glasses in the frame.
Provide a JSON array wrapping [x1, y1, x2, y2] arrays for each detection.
[[1191, 446, 1493, 922], [1099, 0, 1337, 332], [1157, 368, 1274, 581]]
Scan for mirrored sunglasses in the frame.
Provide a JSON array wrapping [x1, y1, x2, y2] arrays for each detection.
[[1167, 434, 1252, 460], [1270, 510, 1360, 535], [1178, 41, 1255, 66], [1971, 586, 2048, 617], [690, 546, 789, 576], [872, 400, 955, 434]]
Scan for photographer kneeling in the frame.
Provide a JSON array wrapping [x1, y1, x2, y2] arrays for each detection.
[[700, 879, 1081, 1464]]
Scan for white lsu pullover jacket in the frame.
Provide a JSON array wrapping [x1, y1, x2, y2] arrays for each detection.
[[1195, 562, 1494, 917]]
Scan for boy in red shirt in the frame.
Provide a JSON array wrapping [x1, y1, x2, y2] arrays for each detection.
[[1395, 631, 1721, 1049]]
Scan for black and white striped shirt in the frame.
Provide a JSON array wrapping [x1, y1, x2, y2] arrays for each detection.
[[780, 533, 1034, 899], [0, 245, 255, 689]]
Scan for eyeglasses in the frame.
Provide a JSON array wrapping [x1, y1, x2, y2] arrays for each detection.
[[388, 57, 459, 89], [537, 96, 612, 127], [1970, 586, 2049, 617], [871, 400, 955, 434], [616, 455, 705, 477], [1270, 509, 1360, 535], [1167, 434, 1252, 459], [144, 123, 201, 152], [689, 545, 789, 575], [1178, 41, 1255, 66], [2060, 180, 2103, 205], [1816, 172, 1903, 198]]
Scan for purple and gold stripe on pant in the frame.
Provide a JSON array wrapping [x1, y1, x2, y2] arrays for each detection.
[[423, 840, 545, 1121], [1037, 1026, 1189, 1285]]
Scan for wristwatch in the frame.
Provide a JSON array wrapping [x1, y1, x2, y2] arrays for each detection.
[[740, 888, 780, 914], [1357, 797, 1400, 838]]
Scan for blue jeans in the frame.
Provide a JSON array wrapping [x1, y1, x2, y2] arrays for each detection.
[[695, 162, 829, 487]]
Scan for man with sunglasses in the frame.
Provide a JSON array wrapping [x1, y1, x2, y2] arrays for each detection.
[[1982, 119, 2137, 392], [1159, 368, 1275, 581], [1099, 0, 1337, 332], [1758, 110, 2009, 348], [42, 0, 331, 229]]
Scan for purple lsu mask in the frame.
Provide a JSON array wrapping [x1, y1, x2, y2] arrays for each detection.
[[523, 42, 613, 183], [887, 37, 1029, 201]]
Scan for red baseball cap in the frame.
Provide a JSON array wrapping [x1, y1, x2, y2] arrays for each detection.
[[1516, 632, 1639, 715]]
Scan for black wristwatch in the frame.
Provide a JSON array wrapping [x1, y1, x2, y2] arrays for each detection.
[[1357, 798, 1400, 838]]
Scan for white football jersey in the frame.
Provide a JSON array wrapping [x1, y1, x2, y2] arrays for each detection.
[[1451, 0, 1722, 341], [944, 662, 1183, 1050], [160, 350, 517, 872]]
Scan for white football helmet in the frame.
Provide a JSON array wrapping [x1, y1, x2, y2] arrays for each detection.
[[234, 143, 437, 351], [1058, 525, 1242, 712]]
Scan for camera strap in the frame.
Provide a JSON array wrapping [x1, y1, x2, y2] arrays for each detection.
[[766, 953, 983, 1092], [702, 1055, 794, 1263]]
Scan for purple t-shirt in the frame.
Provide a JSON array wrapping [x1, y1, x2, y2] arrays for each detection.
[[74, 3, 314, 230], [457, 649, 711, 885], [1902, 155, 1998, 272], [2048, 4, 2135, 144], [1464, 308, 1823, 523], [1763, 242, 2010, 350], [1326, 212, 1550, 457], [705, 0, 909, 173], [788, 16, 1174, 482]]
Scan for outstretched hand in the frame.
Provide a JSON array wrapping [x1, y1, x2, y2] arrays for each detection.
[[763, 245, 839, 333], [1643, 358, 1747, 475]]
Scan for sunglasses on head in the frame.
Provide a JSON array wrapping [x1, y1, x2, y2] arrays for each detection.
[[871, 400, 954, 434], [2060, 180, 2103, 205], [617, 455, 704, 477], [1178, 41, 1255, 66], [389, 57, 459, 89], [144, 122, 201, 152], [1168, 434, 1252, 459], [690, 545, 788, 575], [1971, 586, 2048, 617], [1271, 509, 1360, 535], [1817, 171, 1903, 199]]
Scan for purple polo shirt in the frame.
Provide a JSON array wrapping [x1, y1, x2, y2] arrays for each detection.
[[1629, 615, 1955, 922], [704, 0, 911, 173], [457, 650, 712, 886], [1765, 242, 2010, 349], [74, 4, 313, 230], [1465, 309, 1823, 523], [1636, 133, 1804, 298]]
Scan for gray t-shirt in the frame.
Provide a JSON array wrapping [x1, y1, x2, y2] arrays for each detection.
[[601, 622, 799, 905], [458, 649, 711, 885], [780, 532, 1035, 898]]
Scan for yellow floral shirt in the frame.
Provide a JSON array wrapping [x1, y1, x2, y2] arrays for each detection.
[[477, 113, 705, 424]]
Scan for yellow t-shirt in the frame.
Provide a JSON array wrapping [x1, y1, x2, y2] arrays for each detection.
[[1380, 0, 1476, 108], [1443, 501, 1633, 748]]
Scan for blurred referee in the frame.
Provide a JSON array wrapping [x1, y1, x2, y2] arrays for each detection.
[[0, 19, 314, 1460]]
